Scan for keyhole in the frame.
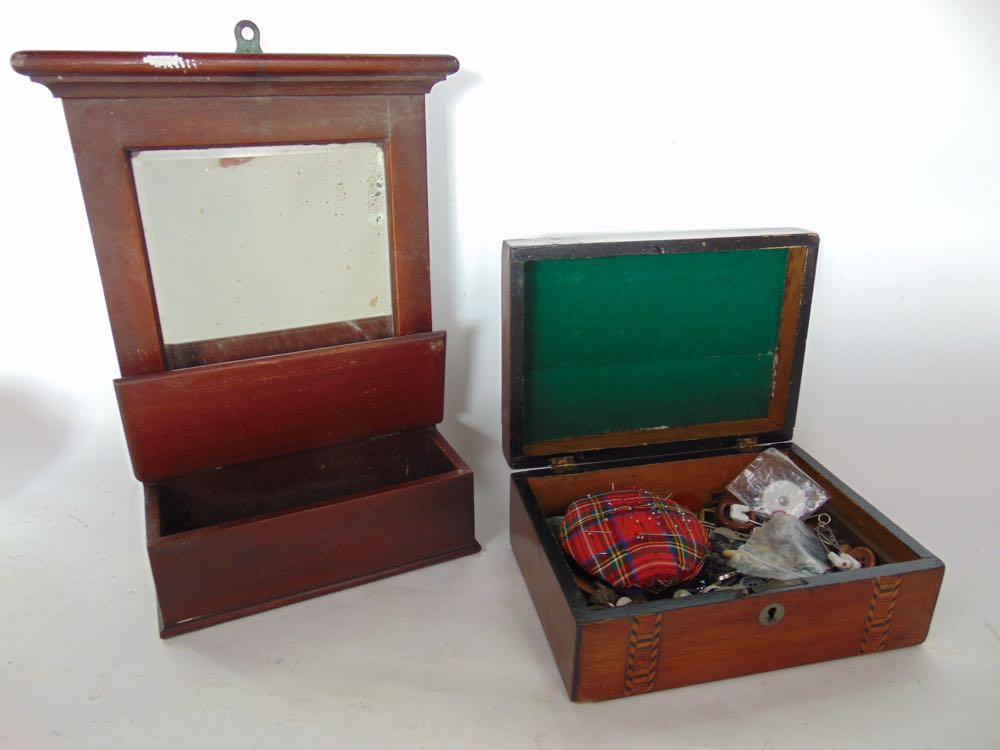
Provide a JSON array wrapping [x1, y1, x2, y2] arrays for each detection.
[[759, 602, 785, 626]]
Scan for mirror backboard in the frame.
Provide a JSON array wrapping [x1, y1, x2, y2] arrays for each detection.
[[131, 141, 393, 363]]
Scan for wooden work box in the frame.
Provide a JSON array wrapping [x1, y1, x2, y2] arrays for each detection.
[[502, 230, 943, 701], [13, 24, 479, 637]]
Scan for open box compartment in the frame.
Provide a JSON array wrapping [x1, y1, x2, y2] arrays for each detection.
[[502, 230, 944, 701], [148, 427, 474, 637], [13, 40, 480, 636]]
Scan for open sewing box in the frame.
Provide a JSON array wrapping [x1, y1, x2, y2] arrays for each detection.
[[12, 29, 479, 637], [502, 229, 944, 701]]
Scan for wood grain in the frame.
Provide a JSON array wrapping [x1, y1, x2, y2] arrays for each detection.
[[512, 444, 944, 701], [571, 564, 943, 701], [386, 96, 433, 334], [767, 245, 809, 424], [116, 331, 446, 482], [148, 429, 478, 637], [154, 428, 459, 534], [11, 51, 459, 98], [526, 450, 756, 516], [59, 92, 437, 376], [509, 479, 580, 696], [523, 417, 781, 457], [579, 577, 873, 700], [163, 315, 394, 369]]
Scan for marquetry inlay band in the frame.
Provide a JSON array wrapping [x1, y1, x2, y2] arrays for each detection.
[[860, 575, 902, 654], [624, 613, 664, 695]]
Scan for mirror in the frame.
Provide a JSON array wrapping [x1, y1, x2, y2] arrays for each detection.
[[131, 142, 393, 364]]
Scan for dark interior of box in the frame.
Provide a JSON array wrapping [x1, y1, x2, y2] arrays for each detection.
[[525, 447, 922, 576], [155, 428, 456, 535], [522, 248, 790, 444]]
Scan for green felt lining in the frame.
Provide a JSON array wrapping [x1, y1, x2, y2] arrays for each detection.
[[523, 248, 790, 444]]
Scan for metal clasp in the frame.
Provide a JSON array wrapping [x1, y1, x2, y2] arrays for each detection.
[[549, 455, 576, 471]]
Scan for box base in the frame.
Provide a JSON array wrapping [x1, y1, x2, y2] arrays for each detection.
[[510, 443, 944, 701], [146, 427, 478, 637]]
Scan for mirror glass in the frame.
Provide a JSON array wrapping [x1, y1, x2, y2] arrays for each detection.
[[131, 142, 393, 350]]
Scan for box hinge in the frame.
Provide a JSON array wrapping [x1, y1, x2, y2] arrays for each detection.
[[549, 455, 576, 471], [737, 436, 758, 450]]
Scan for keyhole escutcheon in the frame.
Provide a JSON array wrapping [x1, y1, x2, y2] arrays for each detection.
[[759, 602, 785, 626]]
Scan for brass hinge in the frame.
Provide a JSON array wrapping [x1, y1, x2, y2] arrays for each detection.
[[737, 436, 758, 450], [549, 455, 576, 470]]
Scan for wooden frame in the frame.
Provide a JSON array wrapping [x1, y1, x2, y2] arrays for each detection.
[[162, 314, 393, 369], [13, 45, 479, 636], [54, 85, 437, 374], [12, 49, 460, 469]]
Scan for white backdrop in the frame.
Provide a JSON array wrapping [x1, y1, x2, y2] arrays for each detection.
[[2, 3, 999, 748]]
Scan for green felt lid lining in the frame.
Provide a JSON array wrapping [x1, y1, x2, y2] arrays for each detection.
[[518, 244, 805, 455]]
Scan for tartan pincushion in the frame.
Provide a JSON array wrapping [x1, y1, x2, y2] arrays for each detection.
[[558, 489, 709, 592]]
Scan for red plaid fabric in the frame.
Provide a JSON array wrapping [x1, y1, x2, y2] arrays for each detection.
[[558, 489, 709, 592]]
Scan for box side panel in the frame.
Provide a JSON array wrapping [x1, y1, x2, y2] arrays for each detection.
[[118, 331, 446, 481], [509, 479, 579, 697], [148, 468, 476, 636], [576, 618, 632, 701], [574, 565, 943, 701], [865, 565, 944, 652]]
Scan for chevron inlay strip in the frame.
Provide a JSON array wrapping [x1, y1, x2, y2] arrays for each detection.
[[624, 613, 664, 696], [860, 575, 902, 654]]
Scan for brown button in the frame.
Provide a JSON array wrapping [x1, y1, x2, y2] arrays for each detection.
[[847, 546, 876, 568], [717, 497, 755, 532]]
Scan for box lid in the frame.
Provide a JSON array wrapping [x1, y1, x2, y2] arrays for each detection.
[[502, 229, 818, 470]]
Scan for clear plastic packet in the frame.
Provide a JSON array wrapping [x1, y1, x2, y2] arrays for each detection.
[[727, 447, 829, 519], [726, 513, 831, 580]]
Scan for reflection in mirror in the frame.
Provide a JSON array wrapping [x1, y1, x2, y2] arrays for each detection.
[[131, 142, 393, 367]]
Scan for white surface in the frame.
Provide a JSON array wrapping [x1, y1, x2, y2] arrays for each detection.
[[2, 2, 999, 748]]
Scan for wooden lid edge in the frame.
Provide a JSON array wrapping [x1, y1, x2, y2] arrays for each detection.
[[11, 50, 459, 77], [10, 51, 460, 97]]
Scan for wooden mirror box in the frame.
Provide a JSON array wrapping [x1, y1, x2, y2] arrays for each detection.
[[12, 30, 479, 637], [502, 230, 944, 701]]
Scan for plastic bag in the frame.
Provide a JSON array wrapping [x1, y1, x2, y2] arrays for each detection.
[[727, 513, 831, 580], [727, 447, 829, 519]]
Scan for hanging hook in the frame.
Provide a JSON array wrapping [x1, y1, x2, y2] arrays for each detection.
[[234, 20, 262, 54]]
